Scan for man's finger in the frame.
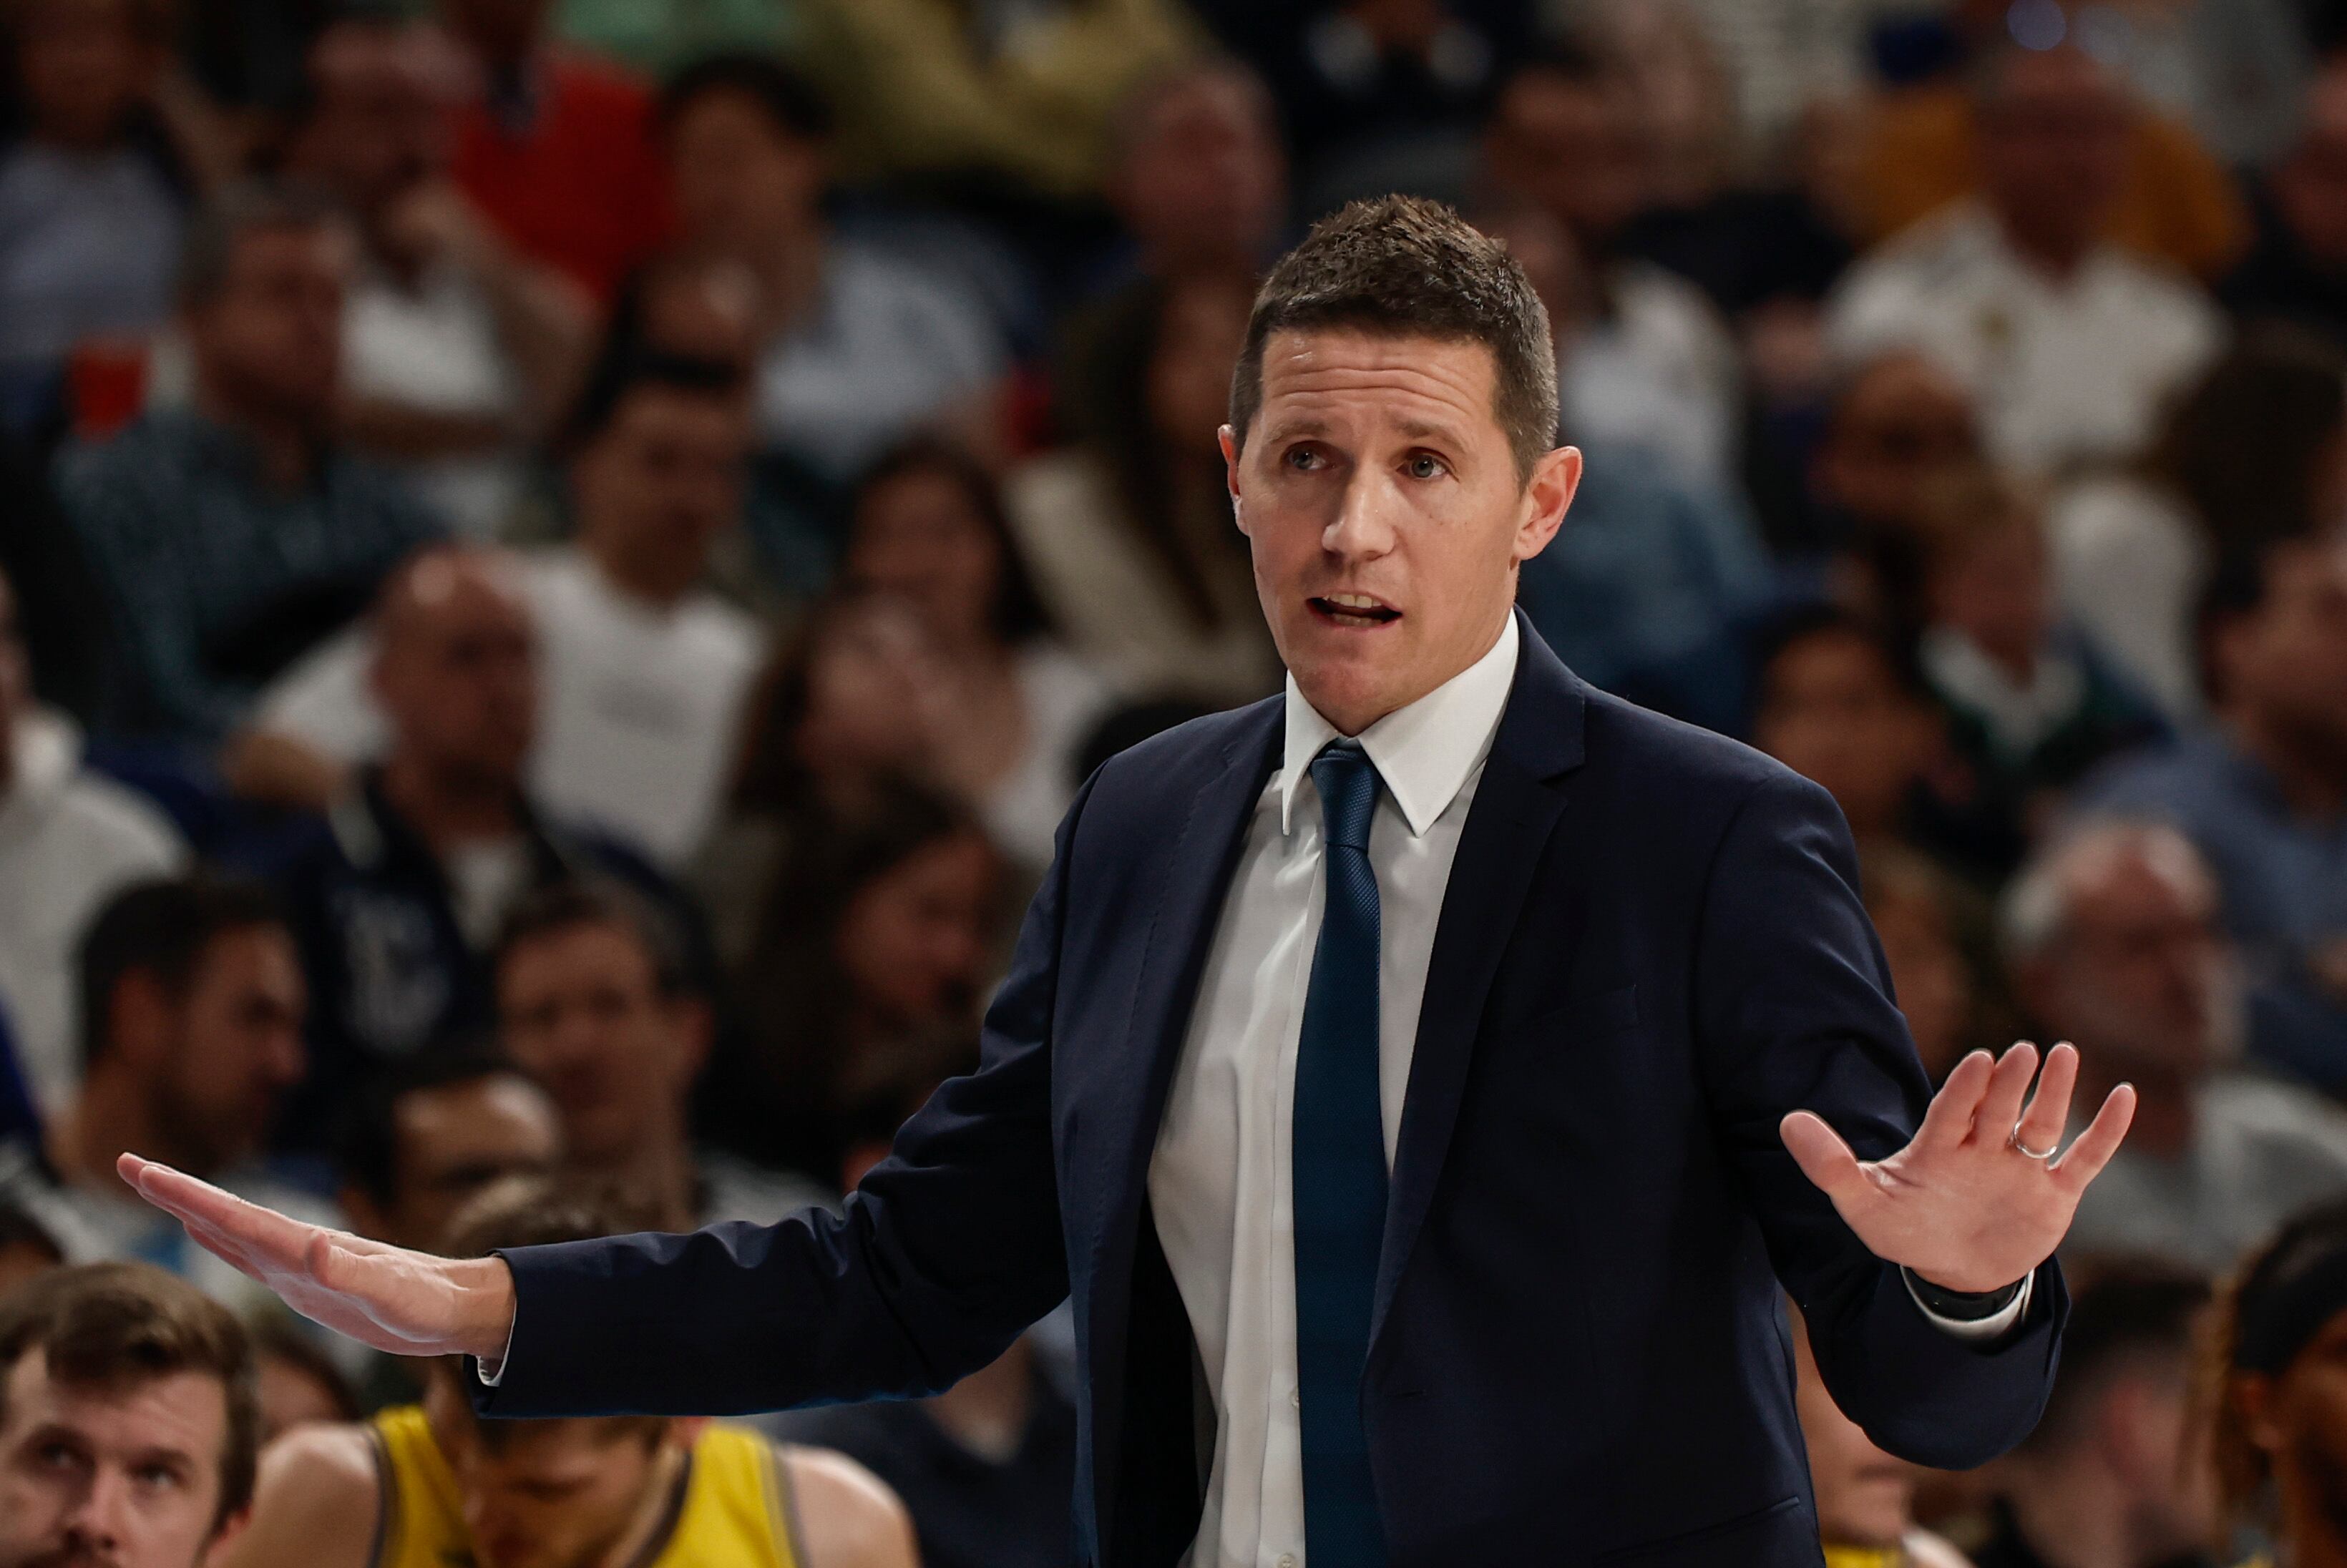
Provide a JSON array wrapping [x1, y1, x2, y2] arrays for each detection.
[[2053, 1083, 2138, 1192], [2012, 1042, 2078, 1155], [1780, 1111, 1879, 1212], [1914, 1049, 1994, 1153], [1973, 1042, 2040, 1146], [127, 1161, 323, 1270]]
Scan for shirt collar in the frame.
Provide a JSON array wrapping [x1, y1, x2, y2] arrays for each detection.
[[1279, 613, 1520, 838]]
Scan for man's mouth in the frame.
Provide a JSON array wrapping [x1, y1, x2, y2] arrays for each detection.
[[1308, 594, 1401, 629]]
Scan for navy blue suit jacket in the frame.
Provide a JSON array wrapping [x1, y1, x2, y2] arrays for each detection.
[[481, 619, 2065, 1567]]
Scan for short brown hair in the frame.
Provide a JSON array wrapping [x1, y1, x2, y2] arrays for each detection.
[[1229, 195, 1559, 483], [0, 1263, 260, 1533]]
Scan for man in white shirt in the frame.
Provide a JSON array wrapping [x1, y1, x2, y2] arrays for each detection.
[[122, 197, 2137, 1567], [1828, 40, 2224, 476]]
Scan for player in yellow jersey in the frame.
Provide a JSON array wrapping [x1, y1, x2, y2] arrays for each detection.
[[215, 1180, 917, 1568]]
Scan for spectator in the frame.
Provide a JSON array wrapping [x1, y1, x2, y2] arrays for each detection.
[[1913, 466, 2166, 849], [1099, 57, 1288, 293], [247, 1314, 359, 1444], [703, 779, 1000, 1178], [245, 353, 769, 872], [2210, 1199, 2347, 1568], [52, 183, 442, 745], [698, 589, 952, 964], [1862, 844, 1993, 1084], [2223, 54, 2347, 351], [767, 1038, 1078, 1568], [334, 1043, 561, 1255], [1970, 1260, 2217, 1568], [1480, 44, 1743, 493], [844, 438, 1114, 873], [218, 1177, 919, 1568], [660, 53, 1009, 491], [2006, 822, 2347, 1274], [438, 0, 673, 304], [0, 562, 183, 1114], [2076, 536, 2347, 1092], [0, 876, 333, 1317], [1010, 273, 1281, 706], [794, 0, 1198, 202], [288, 14, 595, 539], [1807, 348, 1985, 629], [0, 1262, 260, 1568], [255, 545, 688, 1147], [0, 0, 192, 436], [1791, 1300, 1974, 1568], [0, 1200, 63, 1295], [495, 878, 826, 1230], [2047, 333, 2347, 725], [1828, 42, 2225, 476]]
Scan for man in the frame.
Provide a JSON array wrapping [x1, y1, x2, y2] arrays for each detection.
[[2077, 535, 2347, 1093], [128, 198, 2134, 1567], [336, 1043, 562, 1254], [0, 876, 331, 1325], [219, 1178, 917, 1568], [1101, 57, 1289, 293], [253, 544, 690, 1145], [2006, 819, 2347, 1274], [1807, 350, 1986, 622], [493, 878, 826, 1229], [1970, 1261, 2217, 1568], [0, 1261, 260, 1568], [52, 183, 443, 745], [246, 352, 766, 869], [0, 562, 184, 1115], [1828, 41, 2224, 476], [289, 12, 595, 537], [2222, 53, 2347, 350]]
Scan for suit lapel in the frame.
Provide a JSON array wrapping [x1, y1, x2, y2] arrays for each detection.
[[1372, 619, 1588, 1345]]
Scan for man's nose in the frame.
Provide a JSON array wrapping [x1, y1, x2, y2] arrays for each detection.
[[62, 1468, 130, 1546], [1322, 471, 1399, 560]]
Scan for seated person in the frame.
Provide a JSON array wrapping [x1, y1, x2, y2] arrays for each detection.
[[1792, 1301, 1974, 1568], [249, 1313, 361, 1443], [52, 182, 442, 745], [1912, 465, 2166, 851], [0, 1260, 262, 1568], [250, 545, 694, 1148], [493, 878, 827, 1230], [2212, 1199, 2347, 1568], [2076, 534, 2347, 1092], [2008, 821, 2347, 1275], [220, 1177, 919, 1568]]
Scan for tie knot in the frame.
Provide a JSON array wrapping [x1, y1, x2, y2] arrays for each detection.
[[1310, 740, 1380, 852]]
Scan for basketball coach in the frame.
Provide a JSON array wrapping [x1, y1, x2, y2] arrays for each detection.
[[125, 197, 2135, 1568]]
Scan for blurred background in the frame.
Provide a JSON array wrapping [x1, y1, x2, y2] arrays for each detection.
[[0, 0, 2342, 1563]]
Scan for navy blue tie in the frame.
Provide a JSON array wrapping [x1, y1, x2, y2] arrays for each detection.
[[1292, 739, 1390, 1566]]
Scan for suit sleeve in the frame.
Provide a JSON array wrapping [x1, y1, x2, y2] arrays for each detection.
[[474, 780, 1087, 1418], [1692, 768, 2067, 1471]]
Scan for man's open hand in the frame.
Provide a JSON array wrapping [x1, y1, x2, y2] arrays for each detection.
[[117, 1154, 517, 1363], [1780, 1041, 2135, 1294]]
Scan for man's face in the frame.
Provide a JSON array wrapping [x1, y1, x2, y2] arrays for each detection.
[[1815, 355, 1981, 531], [497, 924, 696, 1172], [1225, 330, 1577, 735], [2029, 840, 2233, 1080], [358, 1075, 561, 1251], [1483, 72, 1647, 247], [299, 23, 449, 218], [1976, 47, 2133, 257], [846, 468, 1005, 652], [2222, 539, 2347, 763], [373, 554, 539, 793], [0, 1351, 234, 1568], [16, 0, 150, 151], [1926, 521, 2050, 672], [1113, 72, 1287, 275], [572, 387, 749, 584], [187, 225, 351, 426], [1755, 630, 1936, 840], [428, 1393, 669, 1568], [835, 833, 997, 1030], [149, 928, 308, 1175], [2279, 68, 2347, 267], [667, 89, 822, 262]]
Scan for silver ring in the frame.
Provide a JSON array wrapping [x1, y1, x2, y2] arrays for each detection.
[[2009, 1129, 2059, 1162]]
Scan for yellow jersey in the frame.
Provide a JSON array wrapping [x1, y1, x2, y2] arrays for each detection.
[[367, 1405, 803, 1568]]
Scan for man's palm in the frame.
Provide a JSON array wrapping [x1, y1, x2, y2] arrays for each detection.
[[1782, 1042, 2135, 1293]]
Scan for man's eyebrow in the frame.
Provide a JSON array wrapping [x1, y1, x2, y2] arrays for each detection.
[[1259, 418, 1329, 442], [1396, 418, 1467, 446]]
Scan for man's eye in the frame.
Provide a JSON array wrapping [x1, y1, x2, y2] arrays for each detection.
[[134, 1463, 183, 1490], [1284, 446, 1322, 471], [1405, 454, 1448, 480]]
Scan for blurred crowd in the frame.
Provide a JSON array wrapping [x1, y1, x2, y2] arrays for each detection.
[[1, 0, 2347, 1564]]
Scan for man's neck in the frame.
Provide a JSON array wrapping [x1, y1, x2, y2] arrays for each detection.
[[377, 755, 522, 861], [588, 1133, 699, 1232], [753, 226, 827, 335], [2229, 709, 2347, 823], [580, 529, 698, 612], [1994, 208, 2095, 285], [54, 1075, 184, 1197], [1996, 1457, 2138, 1568], [194, 382, 321, 493]]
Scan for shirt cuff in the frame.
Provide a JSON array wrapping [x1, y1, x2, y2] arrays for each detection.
[[474, 1316, 517, 1387], [1903, 1265, 2033, 1341]]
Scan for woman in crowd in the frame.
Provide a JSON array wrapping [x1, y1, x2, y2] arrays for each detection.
[[841, 437, 1114, 876]]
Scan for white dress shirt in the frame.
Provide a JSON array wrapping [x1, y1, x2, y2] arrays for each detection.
[[1146, 614, 2024, 1568]]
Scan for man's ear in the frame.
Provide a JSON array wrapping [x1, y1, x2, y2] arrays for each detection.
[[1514, 445, 1583, 564], [1219, 425, 1251, 536]]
